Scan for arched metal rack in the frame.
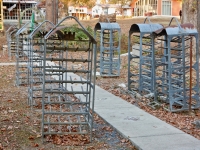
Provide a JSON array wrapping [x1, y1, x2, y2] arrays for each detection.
[[94, 22, 121, 76], [27, 20, 55, 106], [128, 18, 163, 96], [41, 16, 97, 141]]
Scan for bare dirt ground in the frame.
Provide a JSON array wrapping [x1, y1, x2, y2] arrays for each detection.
[[0, 16, 200, 149]]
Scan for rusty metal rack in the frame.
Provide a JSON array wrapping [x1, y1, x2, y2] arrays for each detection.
[[153, 18, 200, 112], [128, 18, 163, 96], [15, 22, 35, 86], [94, 22, 121, 76], [27, 21, 55, 106], [41, 16, 96, 141]]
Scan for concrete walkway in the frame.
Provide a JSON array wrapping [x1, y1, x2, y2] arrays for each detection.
[[63, 73, 200, 150], [0, 62, 26, 66]]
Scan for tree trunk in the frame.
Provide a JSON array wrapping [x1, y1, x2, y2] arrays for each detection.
[[182, 0, 197, 25], [46, 0, 58, 25], [182, 0, 199, 54]]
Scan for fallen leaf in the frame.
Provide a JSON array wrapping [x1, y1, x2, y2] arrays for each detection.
[[0, 143, 3, 150], [32, 143, 39, 147], [8, 110, 17, 113], [121, 139, 126, 143], [7, 100, 13, 103], [7, 126, 13, 130], [1, 128, 6, 131], [2, 119, 9, 121], [36, 134, 42, 138], [28, 135, 35, 140]]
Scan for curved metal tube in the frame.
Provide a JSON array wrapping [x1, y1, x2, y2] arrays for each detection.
[[6, 25, 17, 34], [28, 20, 55, 39], [144, 17, 152, 24], [144, 17, 153, 32], [15, 21, 31, 36], [44, 16, 94, 41], [168, 17, 183, 32]]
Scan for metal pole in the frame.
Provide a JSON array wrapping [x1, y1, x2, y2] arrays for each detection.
[[197, 0, 200, 56], [189, 36, 192, 112]]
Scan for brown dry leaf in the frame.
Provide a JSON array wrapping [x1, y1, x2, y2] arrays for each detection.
[[1, 128, 6, 131], [121, 139, 126, 143], [87, 146, 95, 150], [0, 143, 3, 150], [7, 126, 13, 130], [4, 137, 9, 144], [130, 100, 135, 104], [125, 139, 129, 142], [28, 135, 35, 140], [32, 143, 39, 147], [36, 134, 42, 138], [196, 112, 200, 117], [53, 136, 62, 145], [2, 119, 9, 121], [106, 127, 113, 132], [121, 95, 127, 99], [7, 100, 13, 103]]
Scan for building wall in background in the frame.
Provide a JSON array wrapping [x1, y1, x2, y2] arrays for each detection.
[[3, 0, 37, 22], [130, 0, 182, 16]]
